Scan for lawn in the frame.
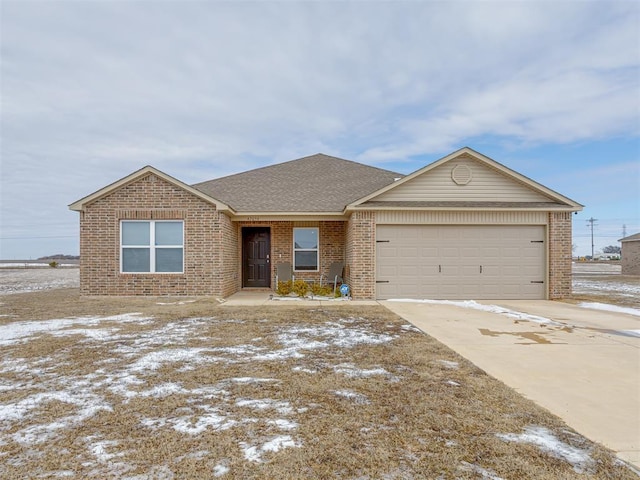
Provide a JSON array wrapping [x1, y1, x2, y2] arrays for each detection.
[[0, 289, 635, 479]]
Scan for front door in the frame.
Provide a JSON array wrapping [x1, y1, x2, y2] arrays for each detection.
[[242, 227, 271, 288]]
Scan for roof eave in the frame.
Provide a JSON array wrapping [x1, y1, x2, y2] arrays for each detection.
[[346, 204, 583, 213], [233, 211, 349, 221]]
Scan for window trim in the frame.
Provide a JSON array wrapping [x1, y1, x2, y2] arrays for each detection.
[[293, 227, 319, 272], [120, 220, 184, 274]]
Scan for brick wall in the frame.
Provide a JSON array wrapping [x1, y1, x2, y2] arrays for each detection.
[[345, 211, 376, 299], [79, 173, 226, 296], [621, 241, 640, 275], [548, 211, 573, 299], [217, 212, 239, 296]]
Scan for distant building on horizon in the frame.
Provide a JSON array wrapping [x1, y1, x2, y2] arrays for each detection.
[[619, 233, 640, 275]]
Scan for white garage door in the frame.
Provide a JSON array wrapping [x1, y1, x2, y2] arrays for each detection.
[[376, 225, 546, 300]]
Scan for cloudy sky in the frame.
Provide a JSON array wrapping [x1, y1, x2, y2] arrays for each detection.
[[1, 0, 638, 259]]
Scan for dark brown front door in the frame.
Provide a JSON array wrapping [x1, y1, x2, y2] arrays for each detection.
[[242, 227, 271, 288]]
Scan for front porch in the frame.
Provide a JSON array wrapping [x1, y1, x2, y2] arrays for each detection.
[[236, 220, 348, 291]]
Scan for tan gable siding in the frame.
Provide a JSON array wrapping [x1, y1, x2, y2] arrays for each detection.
[[79, 173, 224, 296], [373, 155, 552, 203]]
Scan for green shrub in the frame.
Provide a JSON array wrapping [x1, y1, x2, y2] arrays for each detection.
[[49, 261, 59, 268]]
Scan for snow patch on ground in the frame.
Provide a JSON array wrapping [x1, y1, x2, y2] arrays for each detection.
[[0, 312, 400, 476], [572, 278, 640, 298], [459, 461, 504, 480], [333, 390, 370, 405], [497, 425, 595, 474], [155, 300, 197, 306], [213, 464, 229, 476], [400, 323, 422, 333], [387, 299, 561, 325], [578, 302, 640, 317], [438, 360, 459, 369], [0, 268, 79, 294], [332, 363, 395, 380], [0, 313, 151, 346], [240, 435, 299, 462]]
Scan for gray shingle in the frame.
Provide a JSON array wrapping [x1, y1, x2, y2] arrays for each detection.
[[193, 153, 403, 212]]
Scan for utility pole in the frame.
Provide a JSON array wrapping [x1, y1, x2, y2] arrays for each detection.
[[623, 224, 627, 238], [587, 217, 597, 259]]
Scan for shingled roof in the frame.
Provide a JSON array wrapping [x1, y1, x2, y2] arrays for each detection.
[[193, 153, 403, 213]]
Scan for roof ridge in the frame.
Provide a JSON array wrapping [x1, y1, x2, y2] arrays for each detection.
[[192, 153, 402, 187]]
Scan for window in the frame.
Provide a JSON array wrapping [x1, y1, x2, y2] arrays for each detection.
[[121, 221, 183, 273], [293, 227, 318, 271]]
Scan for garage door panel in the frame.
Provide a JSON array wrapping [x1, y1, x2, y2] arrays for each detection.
[[461, 247, 481, 257], [399, 247, 418, 257], [461, 265, 481, 276], [378, 265, 398, 277], [440, 247, 459, 258], [501, 265, 521, 276], [482, 247, 501, 258], [376, 225, 546, 300], [398, 265, 419, 276]]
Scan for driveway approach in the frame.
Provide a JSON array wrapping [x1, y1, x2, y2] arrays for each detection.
[[382, 300, 640, 469]]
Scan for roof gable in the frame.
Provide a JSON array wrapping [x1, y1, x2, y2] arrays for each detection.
[[69, 166, 232, 212], [620, 233, 640, 242], [193, 153, 402, 213], [350, 147, 583, 210]]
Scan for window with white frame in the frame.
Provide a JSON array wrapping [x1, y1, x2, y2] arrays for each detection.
[[293, 227, 318, 271], [121, 220, 184, 273]]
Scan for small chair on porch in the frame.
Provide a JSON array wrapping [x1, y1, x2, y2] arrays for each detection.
[[275, 262, 294, 287], [321, 262, 344, 294]]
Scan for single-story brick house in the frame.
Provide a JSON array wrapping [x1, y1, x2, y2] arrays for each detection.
[[69, 147, 582, 299], [619, 233, 640, 275]]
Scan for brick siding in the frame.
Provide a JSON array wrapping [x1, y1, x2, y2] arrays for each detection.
[[345, 211, 376, 299], [79, 173, 226, 296], [79, 173, 572, 300], [548, 211, 573, 299]]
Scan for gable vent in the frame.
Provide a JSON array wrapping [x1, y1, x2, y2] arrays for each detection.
[[451, 164, 472, 185]]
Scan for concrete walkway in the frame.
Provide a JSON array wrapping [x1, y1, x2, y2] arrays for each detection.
[[221, 290, 379, 307], [382, 300, 640, 469]]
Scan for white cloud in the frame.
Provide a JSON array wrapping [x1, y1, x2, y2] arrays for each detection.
[[1, 1, 638, 257]]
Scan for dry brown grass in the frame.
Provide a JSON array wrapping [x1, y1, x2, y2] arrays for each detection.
[[0, 289, 636, 479], [570, 271, 640, 309]]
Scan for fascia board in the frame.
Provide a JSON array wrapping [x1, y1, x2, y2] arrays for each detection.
[[68, 165, 234, 213]]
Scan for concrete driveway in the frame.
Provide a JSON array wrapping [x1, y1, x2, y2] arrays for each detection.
[[382, 299, 640, 469]]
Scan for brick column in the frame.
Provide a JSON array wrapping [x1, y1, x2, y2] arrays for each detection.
[[548, 212, 573, 299], [346, 211, 376, 299]]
